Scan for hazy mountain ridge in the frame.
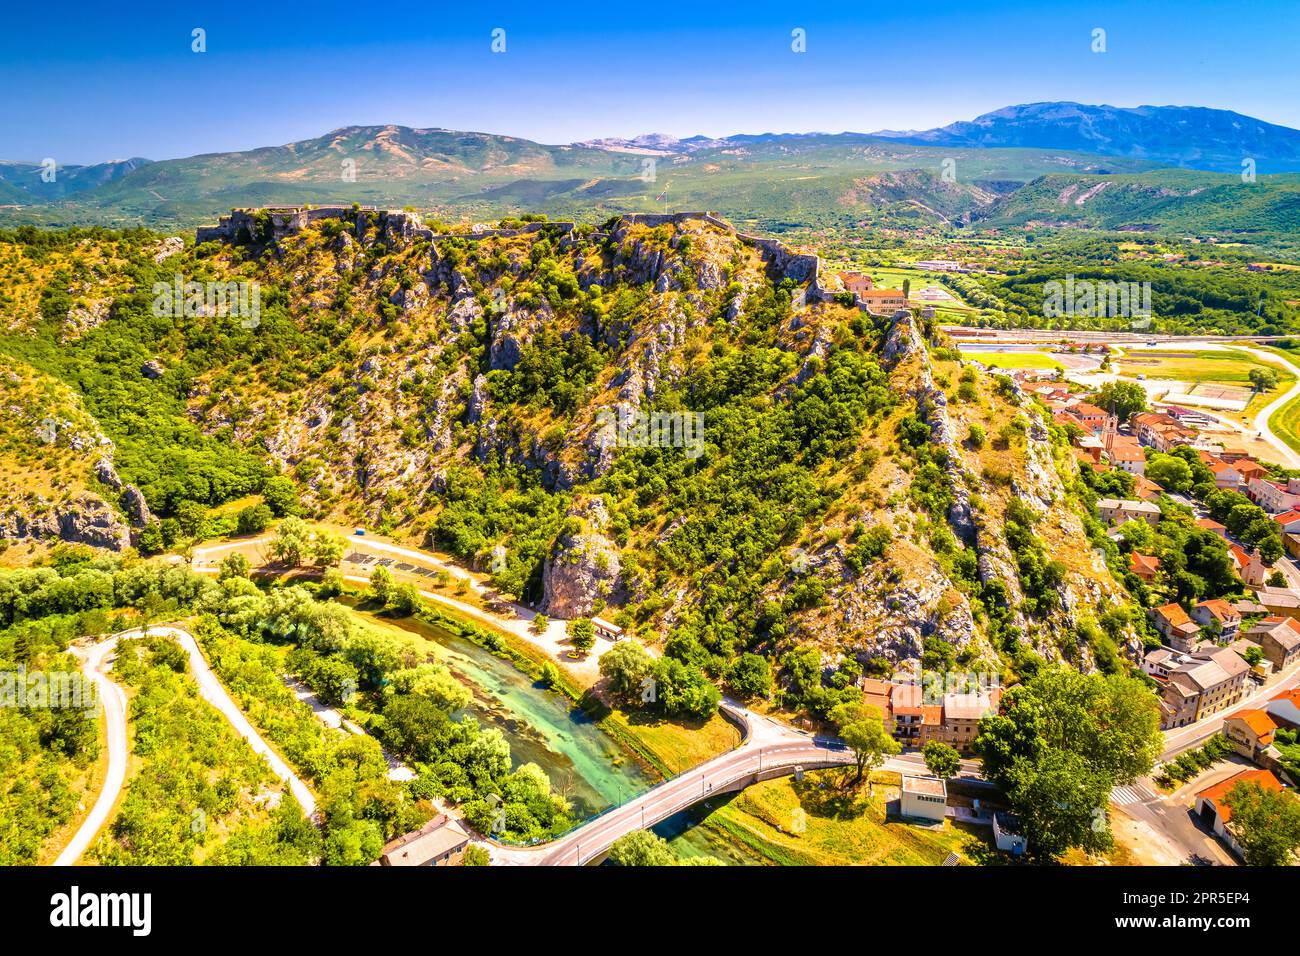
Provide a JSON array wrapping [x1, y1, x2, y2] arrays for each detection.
[[874, 102, 1300, 174]]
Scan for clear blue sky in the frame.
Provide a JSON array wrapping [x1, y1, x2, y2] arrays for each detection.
[[3, 0, 1297, 164]]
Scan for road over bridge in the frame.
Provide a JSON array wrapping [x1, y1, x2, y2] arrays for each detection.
[[486, 704, 984, 866]]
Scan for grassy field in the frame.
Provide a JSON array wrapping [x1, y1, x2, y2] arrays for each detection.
[[1114, 348, 1279, 385], [601, 708, 740, 777], [963, 350, 1063, 370], [691, 769, 988, 866]]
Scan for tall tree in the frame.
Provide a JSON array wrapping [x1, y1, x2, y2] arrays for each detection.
[[922, 740, 961, 780], [269, 516, 311, 566], [1223, 782, 1300, 865], [975, 666, 1162, 859], [830, 701, 901, 788]]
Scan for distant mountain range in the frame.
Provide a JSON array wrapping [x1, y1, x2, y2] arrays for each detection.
[[871, 102, 1300, 174], [1, 103, 1297, 238]]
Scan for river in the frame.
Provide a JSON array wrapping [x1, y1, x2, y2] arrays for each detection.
[[370, 612, 766, 862]]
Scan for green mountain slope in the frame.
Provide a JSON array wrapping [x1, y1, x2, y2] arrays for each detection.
[[985, 169, 1300, 233]]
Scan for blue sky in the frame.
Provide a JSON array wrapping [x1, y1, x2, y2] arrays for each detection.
[[3, 0, 1297, 164]]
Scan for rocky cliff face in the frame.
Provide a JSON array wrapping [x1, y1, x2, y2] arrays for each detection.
[[0, 493, 131, 551], [540, 499, 625, 617]]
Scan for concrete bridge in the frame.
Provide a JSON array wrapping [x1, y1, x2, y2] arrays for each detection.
[[487, 705, 857, 866]]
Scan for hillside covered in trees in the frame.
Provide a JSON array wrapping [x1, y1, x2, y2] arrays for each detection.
[[0, 212, 1151, 712]]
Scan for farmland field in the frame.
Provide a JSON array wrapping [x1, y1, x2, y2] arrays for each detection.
[[962, 350, 1064, 370], [1114, 348, 1273, 384]]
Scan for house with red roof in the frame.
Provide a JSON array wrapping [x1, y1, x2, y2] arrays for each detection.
[[1273, 510, 1300, 533], [1129, 552, 1160, 583], [1248, 476, 1300, 514], [1235, 459, 1270, 483], [1132, 474, 1164, 501], [838, 271, 875, 295], [1107, 436, 1146, 476], [1067, 401, 1111, 437], [1223, 709, 1284, 760], [1228, 545, 1270, 588], [1209, 459, 1246, 490], [1196, 517, 1229, 540], [1191, 598, 1242, 639], [1150, 603, 1201, 651], [1194, 768, 1288, 859]]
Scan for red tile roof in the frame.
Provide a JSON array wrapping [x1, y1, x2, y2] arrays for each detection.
[[1154, 603, 1191, 627], [1197, 768, 1285, 823], [1230, 709, 1281, 739], [1195, 598, 1238, 622], [1130, 552, 1160, 575]]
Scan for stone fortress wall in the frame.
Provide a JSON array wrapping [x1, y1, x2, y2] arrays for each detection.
[[195, 207, 840, 301]]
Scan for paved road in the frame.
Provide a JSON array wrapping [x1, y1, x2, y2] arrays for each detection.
[[53, 638, 128, 866], [193, 533, 618, 685], [942, 328, 1295, 345], [286, 676, 415, 783], [156, 625, 317, 816], [949, 328, 1300, 465], [1235, 344, 1300, 468], [1112, 779, 1236, 866], [54, 624, 317, 869], [489, 705, 852, 865]]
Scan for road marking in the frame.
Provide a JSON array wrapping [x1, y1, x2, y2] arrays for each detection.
[[1111, 784, 1155, 806]]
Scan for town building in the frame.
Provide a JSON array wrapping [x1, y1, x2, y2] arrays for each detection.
[[1143, 645, 1250, 728], [1275, 509, 1300, 534], [1133, 412, 1197, 452], [1255, 586, 1300, 620], [376, 815, 471, 867], [1190, 599, 1241, 639], [1228, 546, 1271, 588], [837, 271, 875, 295], [856, 288, 909, 314], [922, 690, 1001, 752], [1066, 402, 1111, 437], [1243, 617, 1300, 671], [899, 775, 948, 823], [1234, 459, 1270, 484], [1106, 436, 1146, 476], [1223, 709, 1285, 761], [1097, 498, 1161, 527], [1132, 474, 1165, 501], [1196, 517, 1229, 540], [1150, 603, 1202, 651], [1076, 434, 1105, 464], [1208, 459, 1245, 490], [862, 679, 999, 753], [1129, 552, 1160, 583], [1247, 476, 1300, 515]]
